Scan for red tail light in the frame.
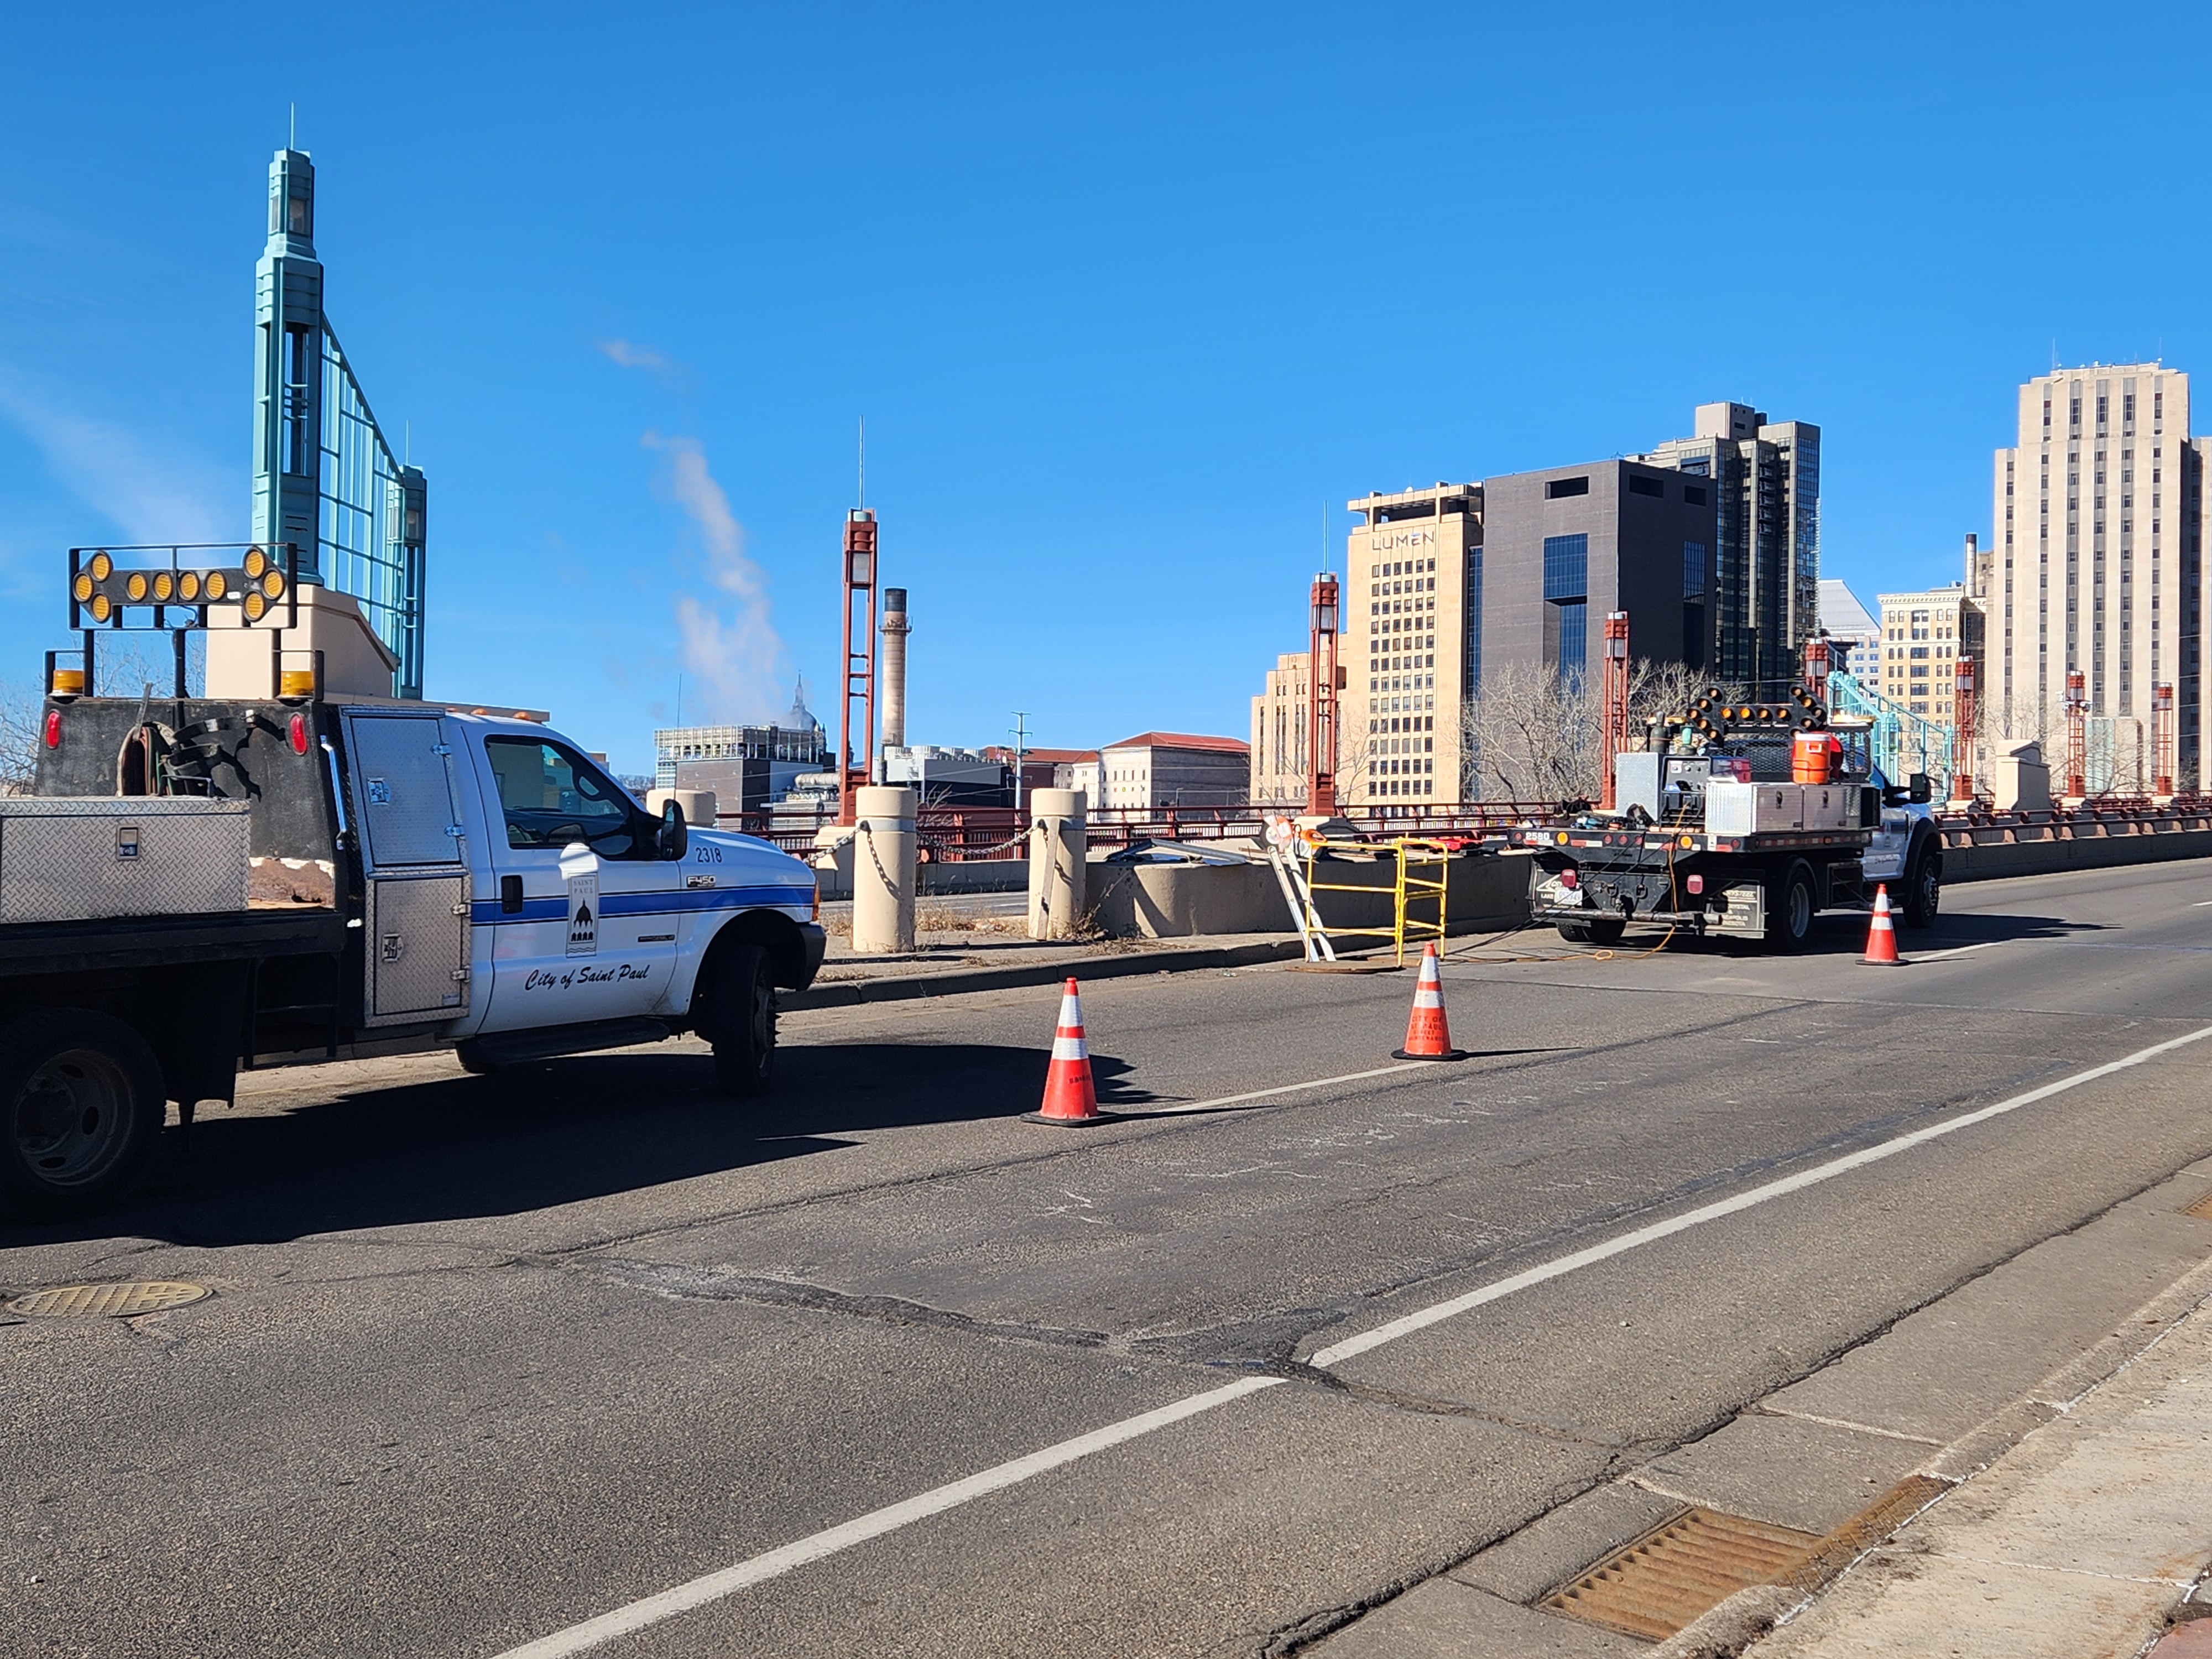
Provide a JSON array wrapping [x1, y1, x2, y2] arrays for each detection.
[[1558, 868, 1578, 889], [43, 710, 60, 750], [288, 713, 309, 755], [1686, 874, 1704, 895]]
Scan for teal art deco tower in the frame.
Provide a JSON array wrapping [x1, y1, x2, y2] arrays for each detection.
[[251, 147, 426, 698]]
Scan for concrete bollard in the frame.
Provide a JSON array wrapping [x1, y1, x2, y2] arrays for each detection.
[[1027, 787, 1088, 940], [646, 787, 717, 828], [852, 786, 916, 953]]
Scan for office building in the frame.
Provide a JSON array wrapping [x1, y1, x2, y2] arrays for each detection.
[[1249, 652, 1310, 805], [1097, 733, 1249, 809], [1636, 403, 1820, 692], [1342, 460, 1716, 805], [1874, 585, 1981, 722], [1816, 579, 1880, 676], [1986, 363, 2208, 786], [655, 684, 828, 806], [879, 747, 1011, 806]]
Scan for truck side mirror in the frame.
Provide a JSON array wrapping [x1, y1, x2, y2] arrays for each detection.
[[1907, 773, 1932, 804], [657, 798, 688, 860]]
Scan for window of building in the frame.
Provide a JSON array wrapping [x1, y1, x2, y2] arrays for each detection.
[[1682, 541, 1707, 598], [1545, 476, 1590, 500], [1628, 475, 1664, 499], [1542, 534, 1588, 601], [1684, 484, 1707, 507], [1556, 600, 1588, 671]]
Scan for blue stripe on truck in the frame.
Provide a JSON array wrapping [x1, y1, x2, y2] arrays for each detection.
[[469, 884, 816, 925]]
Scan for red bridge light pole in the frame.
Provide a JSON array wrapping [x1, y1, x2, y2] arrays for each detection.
[[837, 509, 878, 827], [1306, 572, 1339, 817], [1599, 610, 1630, 812]]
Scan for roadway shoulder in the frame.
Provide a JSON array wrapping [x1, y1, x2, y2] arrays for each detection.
[[787, 936, 1310, 1008]]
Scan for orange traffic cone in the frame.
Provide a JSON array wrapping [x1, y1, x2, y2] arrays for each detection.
[[1393, 943, 1468, 1061], [1026, 978, 1112, 1125], [1861, 884, 1904, 967]]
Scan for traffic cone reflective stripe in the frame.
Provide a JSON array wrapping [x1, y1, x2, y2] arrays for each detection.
[[1861, 884, 1903, 967], [1027, 978, 1111, 1124], [1392, 943, 1467, 1061]]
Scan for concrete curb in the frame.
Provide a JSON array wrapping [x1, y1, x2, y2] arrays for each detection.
[[1914, 1245, 2212, 1489], [1654, 1585, 1798, 1659], [1735, 1246, 2212, 1653], [785, 937, 1309, 1010]]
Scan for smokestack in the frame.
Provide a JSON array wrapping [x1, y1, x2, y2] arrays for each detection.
[[881, 587, 910, 749]]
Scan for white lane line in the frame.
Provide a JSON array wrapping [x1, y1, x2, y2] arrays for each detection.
[[489, 1376, 1283, 1659], [487, 1022, 2212, 1659], [1309, 1021, 2212, 1367], [2192, 900, 2212, 907], [1914, 940, 2002, 962], [1137, 1062, 1428, 1115]]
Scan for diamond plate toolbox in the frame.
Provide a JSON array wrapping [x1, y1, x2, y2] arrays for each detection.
[[0, 797, 251, 922]]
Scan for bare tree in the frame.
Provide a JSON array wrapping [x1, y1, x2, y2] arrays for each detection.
[[0, 682, 40, 795], [1459, 662, 1601, 803], [1459, 660, 1744, 805]]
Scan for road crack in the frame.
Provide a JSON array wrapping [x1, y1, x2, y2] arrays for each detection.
[[581, 1256, 1110, 1350]]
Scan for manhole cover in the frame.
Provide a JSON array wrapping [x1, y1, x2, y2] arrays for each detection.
[[7, 1282, 210, 1318], [1546, 1507, 1821, 1640], [2183, 1190, 2212, 1222]]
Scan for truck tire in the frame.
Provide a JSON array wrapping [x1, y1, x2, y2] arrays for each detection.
[[0, 1009, 166, 1219], [1764, 860, 1816, 952], [1902, 846, 1942, 929], [1557, 919, 1626, 948], [709, 943, 776, 1098]]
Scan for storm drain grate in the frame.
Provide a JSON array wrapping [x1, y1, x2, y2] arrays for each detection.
[[7, 1282, 210, 1318], [2182, 1190, 2212, 1222], [1545, 1507, 1821, 1641]]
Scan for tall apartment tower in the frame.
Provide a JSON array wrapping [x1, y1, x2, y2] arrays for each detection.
[[1640, 403, 1820, 692], [1988, 364, 2208, 787]]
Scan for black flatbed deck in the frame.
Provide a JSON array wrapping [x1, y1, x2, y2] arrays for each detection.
[[0, 907, 347, 977], [1509, 824, 1876, 858]]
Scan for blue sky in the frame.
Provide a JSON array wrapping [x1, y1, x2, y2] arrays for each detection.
[[2, 4, 2205, 773]]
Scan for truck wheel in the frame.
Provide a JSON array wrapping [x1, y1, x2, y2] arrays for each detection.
[[709, 943, 776, 1098], [1557, 919, 1625, 948], [453, 1043, 499, 1077], [0, 1009, 166, 1219], [1764, 861, 1816, 952], [1902, 850, 1942, 928]]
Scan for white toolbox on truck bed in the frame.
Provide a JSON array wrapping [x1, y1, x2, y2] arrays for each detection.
[[1705, 781, 1858, 836], [0, 797, 250, 922]]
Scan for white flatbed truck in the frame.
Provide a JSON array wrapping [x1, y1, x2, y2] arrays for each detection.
[[1510, 705, 1945, 950], [1, 686, 823, 1219]]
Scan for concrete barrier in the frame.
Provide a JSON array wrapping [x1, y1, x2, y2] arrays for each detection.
[[1085, 848, 1533, 941], [1945, 824, 2212, 881]]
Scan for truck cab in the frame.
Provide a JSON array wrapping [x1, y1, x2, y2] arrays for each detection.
[[330, 706, 823, 1088]]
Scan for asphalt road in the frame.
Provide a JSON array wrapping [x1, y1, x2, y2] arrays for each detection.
[[6, 859, 2212, 1658]]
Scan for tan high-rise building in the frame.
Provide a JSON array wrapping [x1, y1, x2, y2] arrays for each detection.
[[1987, 364, 2210, 785], [1342, 484, 1479, 806], [1874, 585, 1981, 722], [1248, 651, 1310, 805]]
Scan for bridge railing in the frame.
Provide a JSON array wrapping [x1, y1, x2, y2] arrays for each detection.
[[723, 801, 1564, 861]]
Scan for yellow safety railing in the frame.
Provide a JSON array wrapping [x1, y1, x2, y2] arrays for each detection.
[[1295, 834, 1453, 966], [1393, 837, 1452, 963]]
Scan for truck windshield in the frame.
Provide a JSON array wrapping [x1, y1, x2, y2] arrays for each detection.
[[483, 737, 642, 857]]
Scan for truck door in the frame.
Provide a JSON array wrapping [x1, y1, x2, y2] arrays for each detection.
[[473, 734, 682, 1032], [343, 713, 472, 1026]]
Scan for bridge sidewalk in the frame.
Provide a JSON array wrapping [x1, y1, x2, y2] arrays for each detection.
[[1748, 1287, 2212, 1659]]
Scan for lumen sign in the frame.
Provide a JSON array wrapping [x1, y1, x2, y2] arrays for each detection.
[[1367, 528, 1438, 554]]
